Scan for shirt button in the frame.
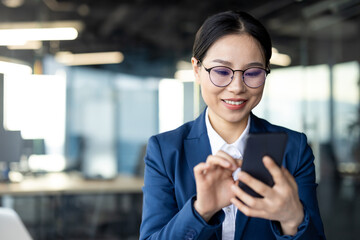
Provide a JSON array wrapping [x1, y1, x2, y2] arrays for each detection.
[[226, 207, 231, 213]]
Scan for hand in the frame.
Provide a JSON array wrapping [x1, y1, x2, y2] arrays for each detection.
[[193, 151, 241, 222], [230, 156, 304, 235]]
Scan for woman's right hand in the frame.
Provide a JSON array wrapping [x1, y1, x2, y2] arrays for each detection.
[[193, 151, 241, 222]]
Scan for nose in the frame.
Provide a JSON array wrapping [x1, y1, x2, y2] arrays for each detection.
[[227, 71, 246, 93]]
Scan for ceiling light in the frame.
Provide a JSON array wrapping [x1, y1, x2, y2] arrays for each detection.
[[1, 0, 24, 8], [0, 27, 78, 45], [55, 51, 124, 66], [0, 21, 84, 31]]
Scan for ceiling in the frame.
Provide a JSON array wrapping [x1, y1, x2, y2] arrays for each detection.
[[0, 0, 359, 77]]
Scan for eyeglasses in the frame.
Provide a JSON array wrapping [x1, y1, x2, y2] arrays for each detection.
[[199, 61, 270, 88]]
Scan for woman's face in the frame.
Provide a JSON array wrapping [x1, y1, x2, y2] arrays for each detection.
[[192, 34, 266, 129]]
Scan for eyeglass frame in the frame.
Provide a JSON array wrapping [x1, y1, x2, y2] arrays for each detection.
[[197, 60, 270, 88]]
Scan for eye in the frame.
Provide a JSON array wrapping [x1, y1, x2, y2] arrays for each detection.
[[244, 68, 263, 77], [212, 67, 232, 77]]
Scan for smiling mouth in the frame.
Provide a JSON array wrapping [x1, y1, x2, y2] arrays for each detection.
[[223, 99, 245, 105]]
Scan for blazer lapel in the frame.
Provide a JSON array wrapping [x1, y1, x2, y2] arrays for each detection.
[[184, 110, 221, 239], [184, 110, 212, 179]]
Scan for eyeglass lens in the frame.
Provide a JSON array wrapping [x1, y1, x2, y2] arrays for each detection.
[[210, 67, 266, 88]]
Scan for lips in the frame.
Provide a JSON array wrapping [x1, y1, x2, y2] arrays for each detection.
[[222, 98, 247, 110], [223, 99, 245, 105]]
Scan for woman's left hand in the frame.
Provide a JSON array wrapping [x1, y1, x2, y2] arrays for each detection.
[[230, 156, 304, 236]]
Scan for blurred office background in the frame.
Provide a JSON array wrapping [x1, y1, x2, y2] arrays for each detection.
[[0, 0, 359, 239]]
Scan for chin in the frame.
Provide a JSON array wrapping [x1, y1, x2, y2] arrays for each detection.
[[223, 112, 249, 124]]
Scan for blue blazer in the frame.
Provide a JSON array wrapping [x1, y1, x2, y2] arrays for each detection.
[[140, 110, 326, 240]]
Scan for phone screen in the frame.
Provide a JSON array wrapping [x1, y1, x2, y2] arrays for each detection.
[[238, 132, 288, 198]]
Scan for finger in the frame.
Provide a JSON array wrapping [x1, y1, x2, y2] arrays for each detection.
[[230, 196, 267, 219], [231, 184, 263, 210], [216, 150, 240, 170], [238, 158, 243, 166], [193, 162, 209, 179], [206, 154, 236, 170], [263, 156, 284, 184], [236, 158, 243, 168], [237, 171, 272, 198]]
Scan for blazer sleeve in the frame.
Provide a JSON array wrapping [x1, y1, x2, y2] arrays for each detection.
[[140, 135, 224, 240], [270, 133, 326, 239]]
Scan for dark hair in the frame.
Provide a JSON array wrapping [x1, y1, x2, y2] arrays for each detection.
[[192, 10, 272, 69]]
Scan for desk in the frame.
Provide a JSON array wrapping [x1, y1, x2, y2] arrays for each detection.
[[0, 172, 144, 240], [0, 172, 144, 196]]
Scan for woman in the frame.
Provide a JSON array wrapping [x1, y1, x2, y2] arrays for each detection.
[[140, 10, 325, 240]]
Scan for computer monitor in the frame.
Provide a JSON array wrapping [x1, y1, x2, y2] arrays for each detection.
[[0, 73, 23, 165], [0, 130, 23, 163], [22, 138, 45, 157]]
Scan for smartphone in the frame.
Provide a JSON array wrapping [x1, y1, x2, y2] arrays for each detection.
[[238, 132, 288, 198]]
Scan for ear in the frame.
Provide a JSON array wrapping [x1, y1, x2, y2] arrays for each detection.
[[191, 57, 201, 84]]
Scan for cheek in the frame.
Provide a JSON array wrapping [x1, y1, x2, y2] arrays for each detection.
[[200, 79, 221, 103], [252, 89, 264, 105]]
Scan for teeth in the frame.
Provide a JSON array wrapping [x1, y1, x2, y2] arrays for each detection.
[[224, 100, 244, 105]]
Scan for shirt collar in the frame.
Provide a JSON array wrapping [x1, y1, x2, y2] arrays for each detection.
[[205, 108, 250, 157]]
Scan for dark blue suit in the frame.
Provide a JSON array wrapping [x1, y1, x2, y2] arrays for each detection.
[[140, 110, 326, 239]]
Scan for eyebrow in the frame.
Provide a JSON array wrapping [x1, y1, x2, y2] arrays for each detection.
[[211, 59, 265, 68], [211, 59, 233, 65]]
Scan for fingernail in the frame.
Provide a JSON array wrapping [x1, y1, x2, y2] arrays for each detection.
[[263, 156, 270, 163]]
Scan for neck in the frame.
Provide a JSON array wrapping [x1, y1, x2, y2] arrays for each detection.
[[208, 112, 249, 144]]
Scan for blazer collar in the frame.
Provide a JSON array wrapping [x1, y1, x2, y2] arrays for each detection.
[[186, 109, 208, 139], [184, 110, 268, 177]]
